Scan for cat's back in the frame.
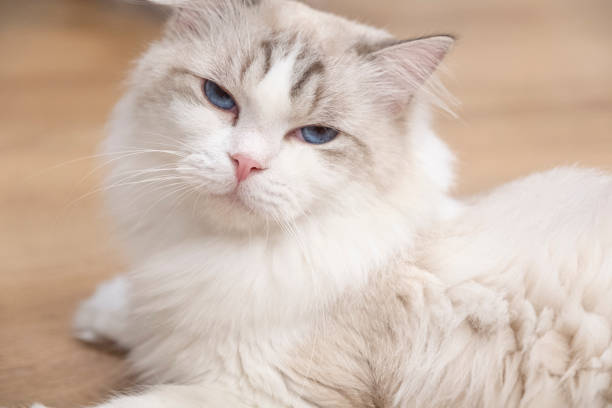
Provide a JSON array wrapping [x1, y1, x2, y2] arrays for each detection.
[[420, 166, 612, 406], [424, 167, 612, 288], [424, 167, 612, 328]]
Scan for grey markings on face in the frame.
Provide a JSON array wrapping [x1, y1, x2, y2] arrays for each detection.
[[149, 67, 201, 108], [240, 37, 278, 83], [319, 133, 372, 179], [240, 34, 326, 111], [261, 39, 274, 76], [291, 60, 325, 99]]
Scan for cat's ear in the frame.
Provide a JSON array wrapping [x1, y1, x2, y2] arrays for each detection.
[[145, 0, 258, 36], [143, 1, 212, 37], [369, 35, 454, 111]]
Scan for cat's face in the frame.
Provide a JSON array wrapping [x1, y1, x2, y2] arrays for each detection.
[[111, 0, 452, 232]]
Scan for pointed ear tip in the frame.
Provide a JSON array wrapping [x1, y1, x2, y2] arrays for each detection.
[[406, 34, 456, 51], [427, 35, 457, 55], [440, 34, 457, 41], [434, 34, 457, 47]]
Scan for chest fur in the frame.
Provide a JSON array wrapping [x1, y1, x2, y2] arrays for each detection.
[[278, 268, 521, 408]]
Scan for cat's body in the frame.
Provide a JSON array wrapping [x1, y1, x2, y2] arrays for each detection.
[[56, 0, 612, 407], [76, 167, 612, 408]]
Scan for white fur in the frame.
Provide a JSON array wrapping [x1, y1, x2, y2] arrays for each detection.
[[418, 167, 612, 407], [37, 1, 612, 407], [73, 276, 131, 348]]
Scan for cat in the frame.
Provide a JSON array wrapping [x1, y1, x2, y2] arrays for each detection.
[[38, 0, 612, 406]]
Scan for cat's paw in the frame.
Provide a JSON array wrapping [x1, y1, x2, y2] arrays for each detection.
[[31, 404, 49, 408], [73, 276, 131, 348]]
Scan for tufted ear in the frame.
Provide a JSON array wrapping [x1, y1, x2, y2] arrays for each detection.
[[369, 35, 454, 112]]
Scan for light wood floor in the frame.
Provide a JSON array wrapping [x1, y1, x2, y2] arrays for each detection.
[[1, 0, 611, 406]]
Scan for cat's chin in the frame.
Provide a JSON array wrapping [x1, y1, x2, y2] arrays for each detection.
[[195, 188, 303, 234]]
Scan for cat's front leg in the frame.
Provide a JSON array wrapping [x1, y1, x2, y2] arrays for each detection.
[[73, 275, 132, 350]]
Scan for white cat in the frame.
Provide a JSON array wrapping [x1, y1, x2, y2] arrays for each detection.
[[40, 0, 612, 406]]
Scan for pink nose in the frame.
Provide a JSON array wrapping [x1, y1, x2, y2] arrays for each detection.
[[231, 153, 263, 183]]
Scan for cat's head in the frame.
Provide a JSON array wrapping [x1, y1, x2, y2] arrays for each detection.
[[109, 0, 455, 233]]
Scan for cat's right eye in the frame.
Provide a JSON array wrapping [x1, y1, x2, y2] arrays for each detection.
[[203, 80, 237, 112]]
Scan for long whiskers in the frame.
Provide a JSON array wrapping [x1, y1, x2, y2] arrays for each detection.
[[128, 181, 196, 233], [63, 168, 188, 212], [76, 148, 187, 183], [28, 144, 188, 181]]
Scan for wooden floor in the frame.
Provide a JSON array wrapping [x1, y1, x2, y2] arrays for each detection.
[[1, 0, 611, 406]]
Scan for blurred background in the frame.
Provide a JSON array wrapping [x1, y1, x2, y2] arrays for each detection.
[[1, 0, 611, 406]]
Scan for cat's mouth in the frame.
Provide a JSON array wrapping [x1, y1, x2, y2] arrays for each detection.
[[223, 183, 260, 212], [223, 182, 286, 221], [179, 166, 294, 222]]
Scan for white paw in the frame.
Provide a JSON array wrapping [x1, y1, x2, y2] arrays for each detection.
[[73, 276, 130, 348], [31, 404, 49, 408]]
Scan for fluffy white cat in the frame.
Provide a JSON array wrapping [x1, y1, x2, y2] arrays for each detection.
[[38, 0, 612, 406]]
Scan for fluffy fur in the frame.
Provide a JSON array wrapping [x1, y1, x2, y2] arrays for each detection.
[[40, 0, 612, 407]]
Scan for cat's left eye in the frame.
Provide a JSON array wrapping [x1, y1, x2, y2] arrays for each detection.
[[299, 126, 339, 145], [203, 80, 237, 112]]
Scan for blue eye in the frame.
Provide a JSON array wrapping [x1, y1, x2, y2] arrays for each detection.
[[203, 80, 237, 111], [300, 126, 339, 145]]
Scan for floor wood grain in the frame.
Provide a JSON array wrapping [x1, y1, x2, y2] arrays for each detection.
[[1, 0, 611, 406]]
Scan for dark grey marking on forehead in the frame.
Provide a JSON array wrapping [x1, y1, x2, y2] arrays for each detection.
[[261, 40, 274, 76], [291, 60, 325, 99], [258, 34, 313, 83], [275, 32, 301, 60], [242, 0, 261, 6]]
